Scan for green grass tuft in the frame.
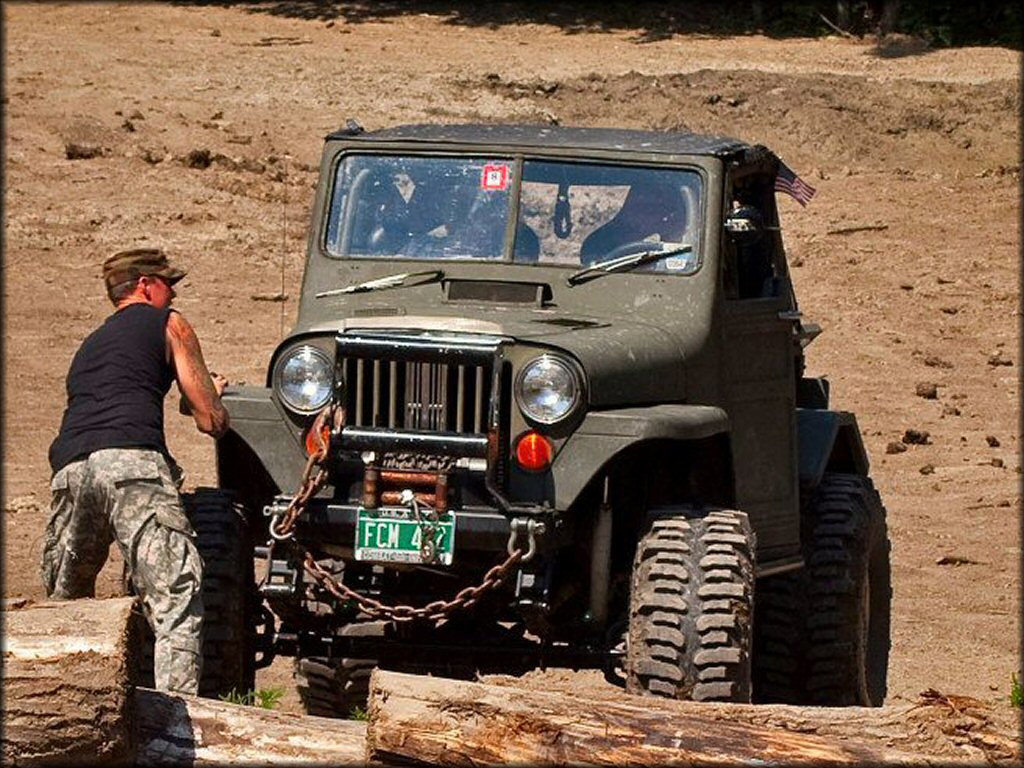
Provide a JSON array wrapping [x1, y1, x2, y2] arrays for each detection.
[[1011, 673, 1023, 707], [348, 705, 369, 721], [219, 686, 285, 710]]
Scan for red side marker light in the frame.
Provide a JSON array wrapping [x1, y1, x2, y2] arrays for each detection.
[[515, 431, 553, 471]]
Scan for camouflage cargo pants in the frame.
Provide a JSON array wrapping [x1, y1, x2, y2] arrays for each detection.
[[41, 448, 204, 695]]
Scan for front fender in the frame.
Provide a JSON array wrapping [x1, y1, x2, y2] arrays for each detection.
[[797, 408, 870, 488], [551, 404, 730, 509], [217, 386, 307, 495]]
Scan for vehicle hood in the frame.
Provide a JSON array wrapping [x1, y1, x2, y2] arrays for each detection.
[[510, 315, 692, 406], [298, 307, 709, 407]]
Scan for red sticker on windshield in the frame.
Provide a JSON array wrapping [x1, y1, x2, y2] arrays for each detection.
[[481, 164, 509, 190]]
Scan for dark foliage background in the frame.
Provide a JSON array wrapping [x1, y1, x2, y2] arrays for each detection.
[[171, 1, 1023, 49]]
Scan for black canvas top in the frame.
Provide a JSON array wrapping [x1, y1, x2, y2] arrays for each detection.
[[326, 122, 750, 158]]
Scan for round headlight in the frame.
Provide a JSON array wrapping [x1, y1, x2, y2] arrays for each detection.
[[515, 355, 582, 425], [274, 345, 333, 414]]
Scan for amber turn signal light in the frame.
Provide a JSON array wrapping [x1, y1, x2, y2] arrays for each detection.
[[304, 422, 331, 456], [514, 430, 553, 472]]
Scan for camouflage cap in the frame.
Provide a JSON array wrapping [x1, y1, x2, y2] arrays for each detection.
[[102, 247, 186, 289]]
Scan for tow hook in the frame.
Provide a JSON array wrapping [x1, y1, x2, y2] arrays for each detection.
[[507, 517, 546, 563], [264, 497, 293, 541]]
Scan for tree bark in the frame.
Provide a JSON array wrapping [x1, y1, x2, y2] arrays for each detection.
[[367, 670, 1021, 766], [1, 597, 142, 766], [133, 688, 368, 765]]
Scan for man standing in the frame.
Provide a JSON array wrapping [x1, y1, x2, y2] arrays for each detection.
[[42, 247, 229, 695]]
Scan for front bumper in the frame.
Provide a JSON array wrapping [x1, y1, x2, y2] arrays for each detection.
[[294, 499, 515, 558]]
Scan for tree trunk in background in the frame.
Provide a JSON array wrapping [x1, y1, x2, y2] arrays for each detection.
[[837, 0, 853, 29], [878, 0, 902, 35]]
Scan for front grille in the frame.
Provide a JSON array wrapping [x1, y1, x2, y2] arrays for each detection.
[[342, 358, 492, 433], [334, 331, 511, 488], [336, 332, 505, 437]]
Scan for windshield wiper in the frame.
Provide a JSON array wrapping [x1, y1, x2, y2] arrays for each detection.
[[315, 269, 445, 298], [566, 244, 693, 286]]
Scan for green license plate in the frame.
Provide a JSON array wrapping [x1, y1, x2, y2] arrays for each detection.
[[354, 507, 455, 565]]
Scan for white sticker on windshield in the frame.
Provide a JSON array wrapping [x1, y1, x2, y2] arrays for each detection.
[[664, 255, 694, 271]]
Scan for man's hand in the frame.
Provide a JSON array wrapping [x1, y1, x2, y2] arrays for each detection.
[[210, 371, 228, 396], [179, 372, 228, 416]]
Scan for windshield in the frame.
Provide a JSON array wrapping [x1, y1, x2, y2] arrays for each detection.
[[325, 154, 703, 274]]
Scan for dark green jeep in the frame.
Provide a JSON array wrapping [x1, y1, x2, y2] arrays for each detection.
[[210, 123, 891, 715]]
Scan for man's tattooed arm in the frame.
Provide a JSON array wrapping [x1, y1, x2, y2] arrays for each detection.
[[166, 310, 230, 438]]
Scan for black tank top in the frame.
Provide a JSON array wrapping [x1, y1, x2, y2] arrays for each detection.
[[49, 304, 175, 473]]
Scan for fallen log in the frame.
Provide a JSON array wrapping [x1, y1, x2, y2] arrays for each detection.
[[2, 597, 369, 765], [6, 597, 1018, 766], [133, 688, 367, 765], [367, 670, 1021, 766], [1, 597, 142, 766]]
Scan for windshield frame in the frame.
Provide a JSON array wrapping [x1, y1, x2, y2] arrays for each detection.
[[320, 149, 707, 277]]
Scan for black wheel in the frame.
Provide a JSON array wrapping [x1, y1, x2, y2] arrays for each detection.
[[753, 473, 891, 706], [804, 473, 891, 706], [294, 619, 385, 718], [184, 488, 257, 698], [625, 507, 755, 702], [751, 568, 803, 703]]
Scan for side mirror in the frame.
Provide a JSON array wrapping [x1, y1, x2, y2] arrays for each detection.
[[724, 205, 765, 247]]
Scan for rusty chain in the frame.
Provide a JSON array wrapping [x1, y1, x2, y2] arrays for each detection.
[[269, 403, 339, 540], [303, 547, 524, 623], [268, 402, 527, 623]]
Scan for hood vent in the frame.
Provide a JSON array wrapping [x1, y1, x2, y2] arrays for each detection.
[[443, 279, 552, 307], [351, 306, 405, 317]]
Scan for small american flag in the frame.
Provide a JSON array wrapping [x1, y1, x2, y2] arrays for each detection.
[[774, 161, 816, 206]]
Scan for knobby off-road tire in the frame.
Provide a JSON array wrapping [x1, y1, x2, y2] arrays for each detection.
[[626, 507, 755, 702], [750, 566, 803, 703], [753, 473, 891, 706], [294, 619, 385, 718], [804, 473, 891, 706], [183, 488, 257, 699]]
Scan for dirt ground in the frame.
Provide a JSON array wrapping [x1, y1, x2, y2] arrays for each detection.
[[3, 2, 1020, 722]]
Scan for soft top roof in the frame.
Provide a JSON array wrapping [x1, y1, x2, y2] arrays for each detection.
[[325, 122, 751, 158]]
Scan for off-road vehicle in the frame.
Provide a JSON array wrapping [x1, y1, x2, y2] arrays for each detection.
[[202, 122, 891, 715]]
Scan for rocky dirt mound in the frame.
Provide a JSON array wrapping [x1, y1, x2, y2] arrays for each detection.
[[472, 68, 1019, 174]]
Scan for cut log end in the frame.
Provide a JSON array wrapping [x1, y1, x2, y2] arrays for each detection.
[[1, 597, 143, 766]]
